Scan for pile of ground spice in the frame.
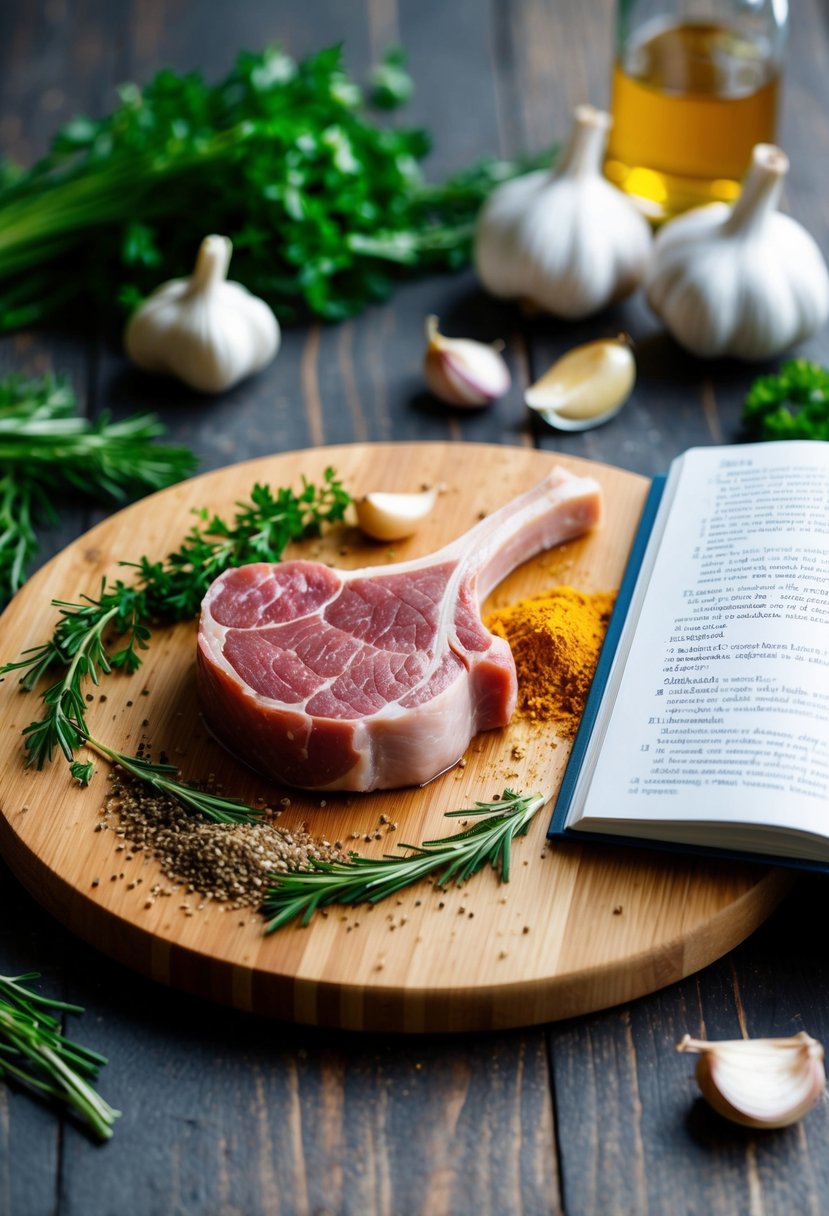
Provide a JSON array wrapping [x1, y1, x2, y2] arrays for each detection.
[[486, 586, 615, 737], [103, 772, 350, 910]]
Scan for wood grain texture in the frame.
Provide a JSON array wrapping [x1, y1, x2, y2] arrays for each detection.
[[0, 443, 788, 1033]]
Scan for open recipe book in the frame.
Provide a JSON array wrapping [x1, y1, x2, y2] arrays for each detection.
[[549, 440, 829, 869]]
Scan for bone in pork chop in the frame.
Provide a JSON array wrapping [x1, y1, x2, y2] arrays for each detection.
[[197, 466, 602, 791]]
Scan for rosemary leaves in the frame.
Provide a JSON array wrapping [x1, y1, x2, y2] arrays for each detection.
[[261, 789, 545, 931], [0, 373, 196, 607], [0, 972, 119, 1140]]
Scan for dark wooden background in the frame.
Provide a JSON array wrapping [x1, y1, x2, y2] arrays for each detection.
[[2, 2, 829, 1213]]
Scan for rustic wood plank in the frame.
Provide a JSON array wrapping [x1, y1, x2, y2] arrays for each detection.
[[53, 931, 561, 1216], [549, 886, 829, 1216]]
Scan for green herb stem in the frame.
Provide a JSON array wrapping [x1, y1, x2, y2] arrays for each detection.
[[0, 127, 247, 277], [0, 375, 197, 607], [17, 605, 120, 765], [75, 736, 263, 825], [261, 790, 546, 931], [0, 973, 119, 1140]]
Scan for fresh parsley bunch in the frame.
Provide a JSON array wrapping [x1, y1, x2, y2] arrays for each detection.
[[0, 45, 550, 332], [742, 360, 829, 441]]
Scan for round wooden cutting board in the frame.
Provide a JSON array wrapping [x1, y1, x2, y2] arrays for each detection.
[[0, 443, 789, 1033]]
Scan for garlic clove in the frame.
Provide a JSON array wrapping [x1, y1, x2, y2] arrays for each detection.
[[423, 316, 511, 407], [525, 336, 635, 431], [355, 488, 439, 542], [677, 1032, 826, 1130]]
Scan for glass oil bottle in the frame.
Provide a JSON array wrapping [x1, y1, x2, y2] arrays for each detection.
[[605, 0, 789, 220]]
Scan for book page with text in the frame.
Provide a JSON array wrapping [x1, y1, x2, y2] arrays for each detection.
[[570, 442, 829, 842]]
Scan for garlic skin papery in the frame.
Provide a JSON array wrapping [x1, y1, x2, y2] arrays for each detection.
[[525, 336, 635, 431], [677, 1032, 826, 1130], [474, 105, 652, 320], [646, 145, 829, 360], [423, 316, 510, 407], [124, 235, 280, 393], [355, 488, 439, 542]]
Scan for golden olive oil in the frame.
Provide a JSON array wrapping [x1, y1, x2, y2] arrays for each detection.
[[605, 21, 780, 219]]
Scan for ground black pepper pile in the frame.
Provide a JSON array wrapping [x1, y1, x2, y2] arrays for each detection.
[[103, 771, 349, 911]]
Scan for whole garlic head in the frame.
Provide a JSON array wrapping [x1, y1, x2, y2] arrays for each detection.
[[646, 145, 829, 359], [124, 235, 280, 393], [474, 105, 653, 320]]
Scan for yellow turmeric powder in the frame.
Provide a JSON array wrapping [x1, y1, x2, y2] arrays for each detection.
[[486, 587, 615, 738]]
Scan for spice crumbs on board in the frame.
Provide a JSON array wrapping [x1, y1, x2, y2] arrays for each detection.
[[102, 771, 349, 911]]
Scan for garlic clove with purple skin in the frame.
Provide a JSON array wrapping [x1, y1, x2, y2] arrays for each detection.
[[423, 316, 511, 407], [677, 1032, 826, 1130]]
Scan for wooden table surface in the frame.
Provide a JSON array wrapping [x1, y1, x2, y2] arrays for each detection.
[[2, 2, 829, 1213]]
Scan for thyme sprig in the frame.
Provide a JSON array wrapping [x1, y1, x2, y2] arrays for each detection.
[[261, 789, 545, 931], [71, 737, 263, 825], [1, 468, 351, 768], [0, 972, 119, 1140]]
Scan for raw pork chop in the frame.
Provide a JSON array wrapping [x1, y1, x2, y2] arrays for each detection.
[[197, 466, 602, 792]]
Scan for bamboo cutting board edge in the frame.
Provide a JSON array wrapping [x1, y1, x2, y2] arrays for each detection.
[[0, 441, 790, 1033]]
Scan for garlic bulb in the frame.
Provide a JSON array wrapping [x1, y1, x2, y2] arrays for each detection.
[[525, 336, 635, 431], [677, 1032, 825, 1130], [355, 488, 438, 542], [474, 105, 652, 320], [646, 145, 829, 360], [124, 235, 280, 393], [423, 316, 510, 407]]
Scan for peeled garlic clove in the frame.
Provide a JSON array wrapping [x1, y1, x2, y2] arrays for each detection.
[[677, 1032, 826, 1130], [423, 316, 511, 407], [355, 488, 438, 542], [525, 336, 635, 431]]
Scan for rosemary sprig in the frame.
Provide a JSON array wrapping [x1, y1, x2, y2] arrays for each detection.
[[1, 468, 351, 768], [0, 972, 119, 1140], [0, 374, 197, 606], [261, 789, 545, 931], [71, 736, 262, 825]]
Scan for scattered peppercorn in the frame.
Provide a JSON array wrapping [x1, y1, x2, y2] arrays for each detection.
[[102, 771, 349, 911]]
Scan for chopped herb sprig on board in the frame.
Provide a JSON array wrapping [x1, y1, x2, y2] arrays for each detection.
[[71, 737, 263, 825], [261, 789, 546, 931], [0, 468, 352, 768]]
